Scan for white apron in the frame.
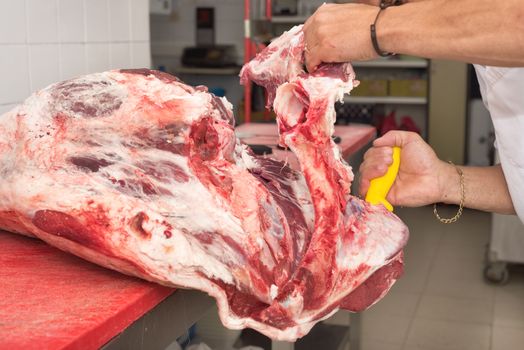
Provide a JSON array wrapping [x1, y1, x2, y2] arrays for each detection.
[[475, 65, 524, 262], [474, 65, 524, 221]]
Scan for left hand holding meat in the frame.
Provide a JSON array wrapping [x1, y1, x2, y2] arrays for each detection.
[[303, 3, 380, 72]]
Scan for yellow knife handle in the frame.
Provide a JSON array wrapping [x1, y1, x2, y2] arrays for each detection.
[[365, 146, 401, 212]]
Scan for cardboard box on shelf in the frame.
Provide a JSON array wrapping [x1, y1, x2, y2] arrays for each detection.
[[351, 79, 388, 97], [389, 79, 427, 97]]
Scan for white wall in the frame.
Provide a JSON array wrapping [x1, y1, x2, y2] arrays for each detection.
[[150, 0, 245, 71], [0, 0, 151, 115]]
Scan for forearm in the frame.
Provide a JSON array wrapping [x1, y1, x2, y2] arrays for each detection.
[[440, 163, 515, 214], [379, 0, 524, 66]]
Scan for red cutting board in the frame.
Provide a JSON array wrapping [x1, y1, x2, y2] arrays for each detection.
[[0, 231, 174, 350], [236, 123, 376, 170]]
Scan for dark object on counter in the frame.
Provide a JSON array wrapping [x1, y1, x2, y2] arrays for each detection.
[[196, 7, 214, 46], [273, 0, 298, 15], [182, 45, 237, 68], [247, 144, 273, 155]]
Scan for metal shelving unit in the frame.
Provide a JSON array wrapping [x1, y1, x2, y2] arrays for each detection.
[[348, 57, 431, 138], [344, 96, 427, 105]]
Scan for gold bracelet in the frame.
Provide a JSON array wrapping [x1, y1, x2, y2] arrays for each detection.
[[433, 162, 465, 224]]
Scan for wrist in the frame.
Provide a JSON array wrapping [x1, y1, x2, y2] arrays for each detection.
[[374, 5, 402, 56], [438, 161, 463, 205]]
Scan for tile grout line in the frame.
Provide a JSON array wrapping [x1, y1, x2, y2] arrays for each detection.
[[107, 0, 112, 69], [0, 40, 151, 46], [400, 222, 446, 349], [56, 0, 62, 81], [129, 0, 135, 66], [408, 314, 495, 328], [489, 273, 497, 349], [24, 0, 33, 94]]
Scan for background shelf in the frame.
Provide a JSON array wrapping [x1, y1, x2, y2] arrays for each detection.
[[175, 66, 241, 75], [344, 96, 427, 105], [270, 16, 308, 24], [353, 59, 428, 68]]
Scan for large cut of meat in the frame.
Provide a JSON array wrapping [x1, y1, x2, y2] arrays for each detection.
[[0, 27, 408, 341]]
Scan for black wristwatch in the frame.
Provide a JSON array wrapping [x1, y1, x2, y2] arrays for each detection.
[[380, 0, 404, 7], [371, 0, 404, 56]]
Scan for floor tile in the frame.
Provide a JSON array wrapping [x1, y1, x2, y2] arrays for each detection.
[[439, 209, 491, 249], [361, 314, 411, 345], [415, 295, 492, 325], [403, 345, 433, 350], [424, 274, 496, 301], [424, 257, 496, 301], [365, 291, 420, 318], [393, 270, 429, 294], [361, 338, 402, 350], [403, 238, 441, 267], [494, 278, 524, 328], [405, 318, 490, 350], [397, 207, 445, 252], [430, 254, 487, 282], [491, 325, 524, 350], [436, 241, 486, 264]]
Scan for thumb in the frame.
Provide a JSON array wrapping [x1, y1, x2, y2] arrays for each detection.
[[373, 130, 420, 148]]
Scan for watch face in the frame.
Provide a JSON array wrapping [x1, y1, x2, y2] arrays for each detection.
[[382, 0, 404, 6]]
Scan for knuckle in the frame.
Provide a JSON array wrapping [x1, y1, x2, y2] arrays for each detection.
[[380, 147, 392, 157]]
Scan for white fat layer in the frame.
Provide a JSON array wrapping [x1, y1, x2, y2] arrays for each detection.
[[270, 284, 279, 300]]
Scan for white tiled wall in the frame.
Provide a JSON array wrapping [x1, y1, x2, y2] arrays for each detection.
[[0, 0, 151, 112], [150, 0, 245, 71]]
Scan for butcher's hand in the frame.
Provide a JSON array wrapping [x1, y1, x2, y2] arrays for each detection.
[[359, 131, 452, 208], [303, 3, 381, 72]]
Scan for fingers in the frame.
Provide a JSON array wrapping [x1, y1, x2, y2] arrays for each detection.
[[303, 16, 321, 72], [303, 3, 335, 72], [363, 145, 393, 162], [359, 178, 371, 198], [373, 130, 422, 148], [305, 47, 321, 73], [359, 146, 394, 196]]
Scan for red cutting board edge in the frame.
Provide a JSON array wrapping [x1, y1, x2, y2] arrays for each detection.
[[0, 231, 174, 350]]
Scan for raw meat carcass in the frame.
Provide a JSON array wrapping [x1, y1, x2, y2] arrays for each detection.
[[0, 28, 408, 341], [240, 23, 408, 327]]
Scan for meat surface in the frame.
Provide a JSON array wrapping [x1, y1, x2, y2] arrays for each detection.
[[240, 24, 408, 326], [0, 26, 408, 341]]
